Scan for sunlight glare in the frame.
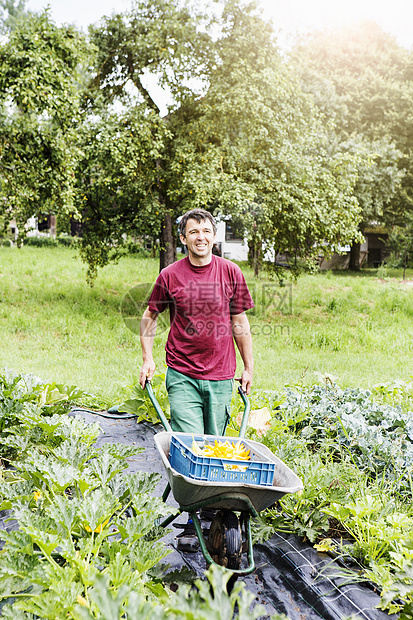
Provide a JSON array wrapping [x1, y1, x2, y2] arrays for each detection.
[[259, 0, 413, 49]]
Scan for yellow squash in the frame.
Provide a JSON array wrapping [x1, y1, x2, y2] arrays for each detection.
[[190, 437, 251, 461]]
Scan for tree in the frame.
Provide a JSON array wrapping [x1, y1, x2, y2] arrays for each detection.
[[0, 1, 366, 282], [0, 0, 27, 33], [161, 0, 364, 276], [87, 0, 213, 271], [74, 105, 169, 283], [291, 22, 413, 268], [82, 0, 362, 280], [339, 136, 404, 269], [0, 11, 90, 239]]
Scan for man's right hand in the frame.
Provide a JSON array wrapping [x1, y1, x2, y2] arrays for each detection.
[[139, 308, 159, 388], [139, 359, 156, 389]]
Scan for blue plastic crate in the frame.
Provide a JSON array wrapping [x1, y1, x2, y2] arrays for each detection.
[[169, 434, 275, 487]]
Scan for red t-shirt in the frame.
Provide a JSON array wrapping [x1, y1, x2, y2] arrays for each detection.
[[147, 256, 254, 380]]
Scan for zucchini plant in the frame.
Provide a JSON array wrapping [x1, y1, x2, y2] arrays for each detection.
[[0, 369, 284, 619]]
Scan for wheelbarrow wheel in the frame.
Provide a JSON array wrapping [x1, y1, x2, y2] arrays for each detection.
[[208, 510, 242, 571]]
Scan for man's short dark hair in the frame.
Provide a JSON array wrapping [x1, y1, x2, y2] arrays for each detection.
[[179, 209, 217, 237]]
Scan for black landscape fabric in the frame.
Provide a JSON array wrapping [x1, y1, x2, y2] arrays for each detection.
[[0, 410, 399, 620]]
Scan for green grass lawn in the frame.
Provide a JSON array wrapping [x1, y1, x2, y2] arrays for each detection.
[[1, 245, 413, 406]]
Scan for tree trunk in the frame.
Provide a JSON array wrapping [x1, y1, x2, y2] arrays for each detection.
[[252, 239, 258, 278], [248, 236, 261, 277], [404, 244, 407, 280], [253, 252, 259, 278], [349, 242, 361, 271], [159, 210, 176, 271]]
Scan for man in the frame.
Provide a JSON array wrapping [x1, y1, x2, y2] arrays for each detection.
[[139, 208, 254, 551], [139, 208, 254, 437]]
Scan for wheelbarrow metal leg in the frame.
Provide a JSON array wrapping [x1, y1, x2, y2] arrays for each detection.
[[157, 509, 182, 529], [162, 482, 171, 502], [190, 508, 255, 576]]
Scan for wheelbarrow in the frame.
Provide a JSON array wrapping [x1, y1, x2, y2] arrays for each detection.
[[145, 380, 303, 582]]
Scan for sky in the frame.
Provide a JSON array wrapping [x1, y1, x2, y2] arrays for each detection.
[[25, 0, 413, 50]]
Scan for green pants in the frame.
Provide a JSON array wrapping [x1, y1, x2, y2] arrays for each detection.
[[165, 367, 233, 435]]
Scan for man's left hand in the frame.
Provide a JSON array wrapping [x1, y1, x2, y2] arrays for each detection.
[[236, 369, 253, 395]]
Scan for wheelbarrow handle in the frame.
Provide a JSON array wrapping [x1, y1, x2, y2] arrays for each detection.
[[237, 386, 251, 439], [145, 379, 172, 432], [145, 379, 250, 437]]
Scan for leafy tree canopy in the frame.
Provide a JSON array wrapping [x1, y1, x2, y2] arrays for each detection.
[[0, 11, 90, 239], [75, 105, 170, 283], [291, 22, 413, 142], [1, 1, 389, 282], [183, 1, 364, 273], [291, 22, 413, 228], [76, 0, 363, 280], [0, 0, 26, 33]]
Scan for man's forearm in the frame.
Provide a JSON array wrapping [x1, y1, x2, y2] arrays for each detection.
[[139, 308, 159, 387], [140, 320, 156, 359], [234, 330, 254, 372], [231, 313, 254, 393]]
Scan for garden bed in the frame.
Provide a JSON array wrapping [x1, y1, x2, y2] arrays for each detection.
[[1, 370, 410, 618]]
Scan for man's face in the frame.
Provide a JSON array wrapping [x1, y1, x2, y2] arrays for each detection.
[[180, 218, 216, 262]]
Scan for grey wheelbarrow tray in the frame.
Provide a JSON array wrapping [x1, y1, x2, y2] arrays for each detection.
[[146, 381, 303, 577]]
